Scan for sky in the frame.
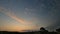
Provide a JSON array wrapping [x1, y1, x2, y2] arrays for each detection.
[[0, 0, 60, 32]]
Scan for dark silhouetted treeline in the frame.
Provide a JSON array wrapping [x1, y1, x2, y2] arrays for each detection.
[[0, 27, 60, 34]]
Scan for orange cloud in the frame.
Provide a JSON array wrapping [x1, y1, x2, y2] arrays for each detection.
[[8, 13, 25, 24], [0, 7, 35, 24], [0, 7, 26, 24]]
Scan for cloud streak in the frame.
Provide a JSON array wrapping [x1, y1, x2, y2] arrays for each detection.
[[0, 7, 27, 24], [0, 7, 36, 25]]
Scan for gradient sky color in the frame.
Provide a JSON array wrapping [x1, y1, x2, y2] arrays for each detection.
[[0, 0, 60, 32]]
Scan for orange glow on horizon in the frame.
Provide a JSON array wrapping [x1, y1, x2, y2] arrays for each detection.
[[0, 25, 39, 32]]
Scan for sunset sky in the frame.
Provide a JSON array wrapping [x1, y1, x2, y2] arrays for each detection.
[[0, 0, 60, 32]]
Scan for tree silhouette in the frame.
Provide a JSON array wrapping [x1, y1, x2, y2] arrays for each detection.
[[56, 28, 60, 32], [40, 27, 45, 31], [40, 27, 48, 34], [55, 28, 60, 34]]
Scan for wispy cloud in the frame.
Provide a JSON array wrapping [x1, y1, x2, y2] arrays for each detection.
[[0, 7, 37, 24], [24, 8, 37, 16], [0, 7, 28, 24]]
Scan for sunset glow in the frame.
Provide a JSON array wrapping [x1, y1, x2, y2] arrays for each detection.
[[0, 0, 60, 32]]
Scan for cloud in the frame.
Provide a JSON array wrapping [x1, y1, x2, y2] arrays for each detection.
[[0, 7, 28, 24], [0, 7, 36, 25], [24, 8, 37, 16]]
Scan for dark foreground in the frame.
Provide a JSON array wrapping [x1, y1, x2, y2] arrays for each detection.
[[0, 31, 60, 34], [0, 27, 60, 34]]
